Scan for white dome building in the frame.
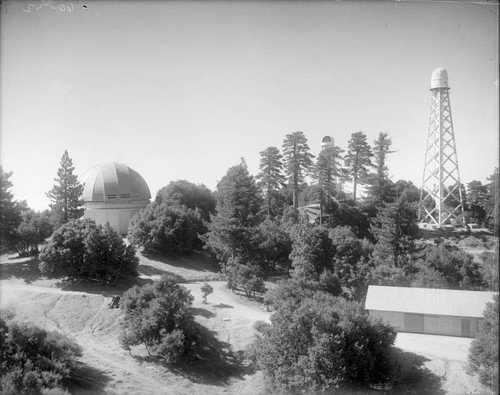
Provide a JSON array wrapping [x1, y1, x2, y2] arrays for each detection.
[[80, 162, 151, 235]]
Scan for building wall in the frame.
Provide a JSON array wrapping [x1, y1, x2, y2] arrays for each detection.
[[369, 310, 480, 337], [84, 207, 143, 235]]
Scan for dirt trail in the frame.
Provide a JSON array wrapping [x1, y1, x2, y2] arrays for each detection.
[[0, 250, 492, 395], [0, 277, 267, 394]]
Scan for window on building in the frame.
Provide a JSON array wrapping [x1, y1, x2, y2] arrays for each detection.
[[107, 194, 117, 199], [120, 194, 130, 199]]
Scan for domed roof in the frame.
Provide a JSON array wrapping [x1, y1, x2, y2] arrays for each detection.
[[80, 162, 151, 203], [430, 67, 449, 89]]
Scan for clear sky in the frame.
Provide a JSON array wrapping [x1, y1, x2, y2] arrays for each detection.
[[1, 0, 498, 211]]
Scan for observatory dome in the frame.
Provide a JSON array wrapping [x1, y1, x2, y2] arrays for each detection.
[[430, 68, 449, 89], [81, 162, 151, 203], [80, 162, 151, 234], [321, 136, 335, 150]]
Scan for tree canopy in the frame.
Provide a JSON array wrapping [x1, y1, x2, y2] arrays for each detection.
[[282, 132, 314, 209], [468, 295, 498, 393], [119, 275, 197, 362], [248, 291, 397, 392], [155, 180, 215, 222], [0, 313, 82, 395], [256, 146, 286, 217], [203, 159, 262, 262], [345, 131, 372, 201], [368, 133, 394, 205], [128, 201, 206, 254], [0, 167, 22, 252], [46, 150, 84, 227], [39, 218, 138, 283]]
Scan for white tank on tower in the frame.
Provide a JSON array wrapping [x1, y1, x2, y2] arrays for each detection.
[[419, 67, 464, 228], [430, 67, 449, 89]]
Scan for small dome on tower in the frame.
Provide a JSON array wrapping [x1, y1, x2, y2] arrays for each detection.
[[321, 136, 335, 150], [430, 68, 449, 89]]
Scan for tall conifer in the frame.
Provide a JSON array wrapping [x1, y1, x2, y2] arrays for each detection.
[[344, 131, 372, 202], [46, 150, 84, 227], [282, 132, 314, 209], [368, 132, 394, 205], [313, 145, 343, 224], [256, 146, 285, 216]]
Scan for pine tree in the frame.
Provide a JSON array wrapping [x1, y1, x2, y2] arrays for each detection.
[[313, 145, 344, 224], [344, 131, 372, 201], [46, 150, 84, 227], [0, 167, 22, 251], [204, 159, 262, 262], [256, 146, 286, 216], [282, 132, 314, 209], [368, 132, 394, 205], [370, 197, 420, 285]]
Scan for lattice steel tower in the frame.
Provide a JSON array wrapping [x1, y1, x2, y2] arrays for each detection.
[[419, 68, 464, 227]]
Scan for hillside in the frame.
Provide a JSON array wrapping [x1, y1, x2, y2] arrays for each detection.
[[0, 235, 495, 394]]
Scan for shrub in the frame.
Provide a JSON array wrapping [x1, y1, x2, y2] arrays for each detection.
[[468, 295, 499, 392], [247, 291, 396, 392], [223, 257, 265, 297], [39, 218, 138, 283], [119, 275, 197, 362], [155, 180, 216, 222], [128, 201, 206, 254], [15, 209, 53, 256], [418, 244, 483, 290], [0, 313, 81, 395], [201, 282, 213, 304]]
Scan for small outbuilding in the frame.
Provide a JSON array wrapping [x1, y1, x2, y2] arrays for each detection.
[[80, 162, 151, 235], [365, 285, 497, 338]]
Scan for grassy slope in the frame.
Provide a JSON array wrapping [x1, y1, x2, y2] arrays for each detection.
[[0, 232, 496, 394]]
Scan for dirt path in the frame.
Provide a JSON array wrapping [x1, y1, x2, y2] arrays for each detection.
[[395, 333, 492, 394], [0, 277, 268, 394]]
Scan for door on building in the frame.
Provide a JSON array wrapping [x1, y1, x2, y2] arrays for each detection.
[[404, 313, 424, 333], [461, 319, 471, 337]]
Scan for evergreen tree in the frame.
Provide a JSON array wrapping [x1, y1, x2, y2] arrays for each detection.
[[203, 159, 262, 262], [485, 168, 499, 232], [313, 145, 344, 224], [344, 131, 372, 201], [466, 180, 489, 225], [256, 146, 286, 217], [282, 132, 314, 209], [0, 167, 22, 252], [46, 150, 84, 227], [370, 197, 420, 285], [468, 295, 498, 392], [368, 133, 394, 205]]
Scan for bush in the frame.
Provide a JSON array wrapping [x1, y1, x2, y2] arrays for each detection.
[[417, 244, 483, 290], [119, 275, 197, 362], [0, 313, 81, 395], [15, 209, 53, 256], [128, 201, 206, 254], [468, 295, 499, 392], [222, 257, 265, 297], [289, 225, 335, 281], [247, 291, 396, 392], [155, 180, 216, 222], [39, 218, 138, 283], [201, 282, 213, 304]]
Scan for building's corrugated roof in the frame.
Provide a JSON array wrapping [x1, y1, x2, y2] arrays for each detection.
[[365, 285, 497, 318]]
